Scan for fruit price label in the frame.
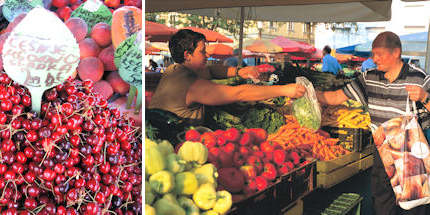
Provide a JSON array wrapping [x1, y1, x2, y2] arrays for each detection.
[[2, 0, 43, 22], [118, 31, 142, 112], [71, 0, 112, 33], [111, 6, 142, 49], [2, 7, 80, 113]]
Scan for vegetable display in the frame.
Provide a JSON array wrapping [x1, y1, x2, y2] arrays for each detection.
[[182, 127, 312, 202], [268, 115, 349, 161], [145, 138, 233, 215], [207, 104, 285, 134], [292, 97, 321, 130]]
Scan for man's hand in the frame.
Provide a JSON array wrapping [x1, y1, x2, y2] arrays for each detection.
[[237, 66, 260, 79], [284, 84, 306, 98], [405, 85, 428, 102]]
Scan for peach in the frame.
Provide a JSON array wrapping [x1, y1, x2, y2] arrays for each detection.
[[98, 45, 117, 71], [77, 57, 104, 82], [93, 80, 114, 100], [65, 17, 88, 42], [106, 71, 130, 95], [90, 22, 111, 48], [79, 38, 100, 59]]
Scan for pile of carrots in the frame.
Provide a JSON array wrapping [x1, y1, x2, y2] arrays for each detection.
[[268, 115, 350, 161]]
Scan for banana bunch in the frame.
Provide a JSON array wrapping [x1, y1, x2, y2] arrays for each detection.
[[336, 109, 371, 129]]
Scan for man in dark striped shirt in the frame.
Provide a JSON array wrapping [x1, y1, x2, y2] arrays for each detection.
[[317, 31, 430, 215]]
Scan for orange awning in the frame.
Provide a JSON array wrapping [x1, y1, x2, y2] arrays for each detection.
[[183, 26, 233, 43], [206, 43, 233, 59], [145, 21, 178, 42]]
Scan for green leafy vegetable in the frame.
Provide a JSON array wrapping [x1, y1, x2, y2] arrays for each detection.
[[292, 97, 321, 130]]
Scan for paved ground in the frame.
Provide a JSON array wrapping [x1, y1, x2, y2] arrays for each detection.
[[303, 168, 373, 215]]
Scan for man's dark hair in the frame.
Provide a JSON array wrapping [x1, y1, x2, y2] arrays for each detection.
[[169, 29, 206, 63], [372, 31, 402, 54], [323, 45, 331, 55]]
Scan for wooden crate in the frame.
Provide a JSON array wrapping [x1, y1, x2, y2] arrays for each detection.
[[359, 154, 373, 171], [317, 152, 360, 173], [283, 198, 303, 215], [317, 155, 374, 189]]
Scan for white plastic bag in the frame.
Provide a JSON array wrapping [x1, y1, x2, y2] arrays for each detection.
[[292, 76, 322, 130]]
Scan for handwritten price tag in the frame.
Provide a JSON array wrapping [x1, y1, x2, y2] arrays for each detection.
[[2, 7, 80, 112], [118, 31, 142, 112], [2, 0, 43, 22], [71, 0, 112, 33], [111, 6, 141, 49]]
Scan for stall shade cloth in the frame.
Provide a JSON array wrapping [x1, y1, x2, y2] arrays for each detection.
[[183, 27, 233, 43], [244, 39, 283, 53], [354, 32, 429, 57], [271, 36, 316, 53], [206, 43, 234, 58], [147, 1, 392, 22], [145, 21, 178, 42]]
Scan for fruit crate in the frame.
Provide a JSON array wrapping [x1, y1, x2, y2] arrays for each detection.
[[321, 126, 372, 152], [275, 160, 317, 213], [317, 151, 360, 173], [227, 183, 277, 215], [317, 154, 373, 189]]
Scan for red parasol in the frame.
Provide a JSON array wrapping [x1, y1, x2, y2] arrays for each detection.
[[145, 21, 178, 42], [183, 26, 233, 43], [271, 36, 316, 53]]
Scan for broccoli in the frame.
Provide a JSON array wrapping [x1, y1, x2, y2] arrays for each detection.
[[242, 106, 285, 134]]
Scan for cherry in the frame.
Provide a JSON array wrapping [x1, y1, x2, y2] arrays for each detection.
[[43, 168, 56, 181], [107, 142, 120, 155], [57, 206, 67, 215], [95, 192, 105, 204], [22, 95, 31, 107], [27, 185, 40, 198], [99, 162, 110, 174], [65, 86, 77, 95], [23, 146, 35, 158], [24, 171, 36, 183], [0, 112, 7, 124], [24, 198, 37, 210], [87, 179, 100, 192], [54, 163, 65, 174], [9, 94, 20, 105], [11, 104, 24, 115], [11, 163, 24, 174], [75, 178, 85, 188], [0, 164, 6, 175], [51, 114, 61, 125]]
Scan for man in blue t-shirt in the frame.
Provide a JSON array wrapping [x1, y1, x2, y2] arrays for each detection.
[[361, 58, 376, 73], [322, 45, 342, 75]]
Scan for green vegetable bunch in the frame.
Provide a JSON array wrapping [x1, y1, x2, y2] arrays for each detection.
[[241, 106, 285, 134], [292, 97, 321, 130]]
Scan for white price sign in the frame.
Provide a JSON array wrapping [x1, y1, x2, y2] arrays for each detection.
[[2, 7, 80, 113]]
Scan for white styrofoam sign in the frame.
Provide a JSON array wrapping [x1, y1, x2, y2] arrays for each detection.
[[2, 7, 80, 112]]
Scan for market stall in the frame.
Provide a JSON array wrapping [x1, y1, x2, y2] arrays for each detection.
[[145, 1, 398, 214]]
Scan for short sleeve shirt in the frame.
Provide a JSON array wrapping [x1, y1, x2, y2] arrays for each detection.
[[148, 64, 228, 123], [342, 63, 430, 130], [322, 54, 342, 75]]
